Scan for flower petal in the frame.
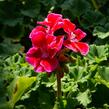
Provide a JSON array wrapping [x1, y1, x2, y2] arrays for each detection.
[[63, 19, 76, 33], [37, 18, 51, 27], [50, 36, 64, 51], [74, 29, 86, 41], [26, 47, 41, 67], [26, 47, 42, 58], [40, 58, 59, 72], [47, 13, 62, 23], [48, 36, 64, 58], [26, 57, 40, 67], [74, 42, 89, 56], [29, 26, 46, 38], [35, 65, 45, 72], [51, 21, 64, 32], [37, 13, 62, 27], [64, 40, 78, 52], [64, 41, 89, 55], [46, 35, 56, 44], [31, 31, 46, 47]]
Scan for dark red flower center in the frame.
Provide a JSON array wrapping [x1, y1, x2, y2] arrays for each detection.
[[54, 28, 67, 40], [54, 28, 66, 36]]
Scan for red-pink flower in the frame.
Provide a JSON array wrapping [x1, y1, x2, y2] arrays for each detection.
[[38, 13, 89, 56], [26, 26, 64, 73], [62, 19, 89, 56], [37, 13, 63, 28], [26, 13, 89, 74]]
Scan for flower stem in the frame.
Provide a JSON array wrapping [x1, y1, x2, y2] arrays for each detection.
[[56, 72, 62, 100], [91, 0, 99, 11]]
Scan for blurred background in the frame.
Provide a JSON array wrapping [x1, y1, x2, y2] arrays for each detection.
[[0, 0, 109, 109], [0, 0, 109, 54]]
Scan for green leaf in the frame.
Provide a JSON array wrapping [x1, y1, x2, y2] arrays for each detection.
[[20, 0, 40, 18], [0, 1, 22, 26], [69, 66, 89, 83], [61, 0, 91, 17], [98, 66, 109, 82], [0, 39, 22, 58], [7, 76, 36, 108], [77, 89, 91, 107], [21, 9, 39, 18], [53, 98, 67, 109], [2, 18, 23, 26], [86, 45, 108, 64], [95, 72, 109, 88], [81, 11, 106, 29], [61, 73, 78, 93], [40, 0, 56, 6], [93, 23, 109, 39], [42, 73, 56, 88]]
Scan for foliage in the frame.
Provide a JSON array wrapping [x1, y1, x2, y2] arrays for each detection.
[[0, 0, 109, 109]]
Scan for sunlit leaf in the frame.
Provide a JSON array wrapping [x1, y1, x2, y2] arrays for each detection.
[[98, 66, 109, 82], [93, 23, 109, 39], [86, 45, 108, 64], [7, 76, 36, 108], [77, 89, 91, 107]]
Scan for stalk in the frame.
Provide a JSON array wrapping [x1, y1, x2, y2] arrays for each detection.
[[53, 72, 62, 109], [56, 72, 62, 100], [91, 0, 99, 11]]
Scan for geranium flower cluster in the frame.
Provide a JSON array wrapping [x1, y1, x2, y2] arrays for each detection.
[[26, 13, 89, 73]]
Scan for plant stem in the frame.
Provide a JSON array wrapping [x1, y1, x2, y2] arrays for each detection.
[[91, 0, 99, 11], [56, 72, 62, 100]]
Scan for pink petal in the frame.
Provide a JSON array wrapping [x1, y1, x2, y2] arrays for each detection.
[[48, 47, 57, 58], [26, 57, 40, 67], [37, 13, 62, 27], [50, 36, 64, 51], [74, 29, 86, 41], [51, 21, 64, 32], [26, 47, 42, 67], [74, 42, 89, 56], [47, 13, 62, 23], [64, 41, 89, 55], [37, 19, 51, 27], [48, 36, 64, 58], [63, 19, 76, 33], [29, 26, 46, 38], [31, 31, 46, 47], [35, 65, 45, 72], [26, 47, 42, 58], [46, 35, 56, 44], [40, 58, 59, 72], [64, 40, 78, 52], [26, 52, 40, 68]]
